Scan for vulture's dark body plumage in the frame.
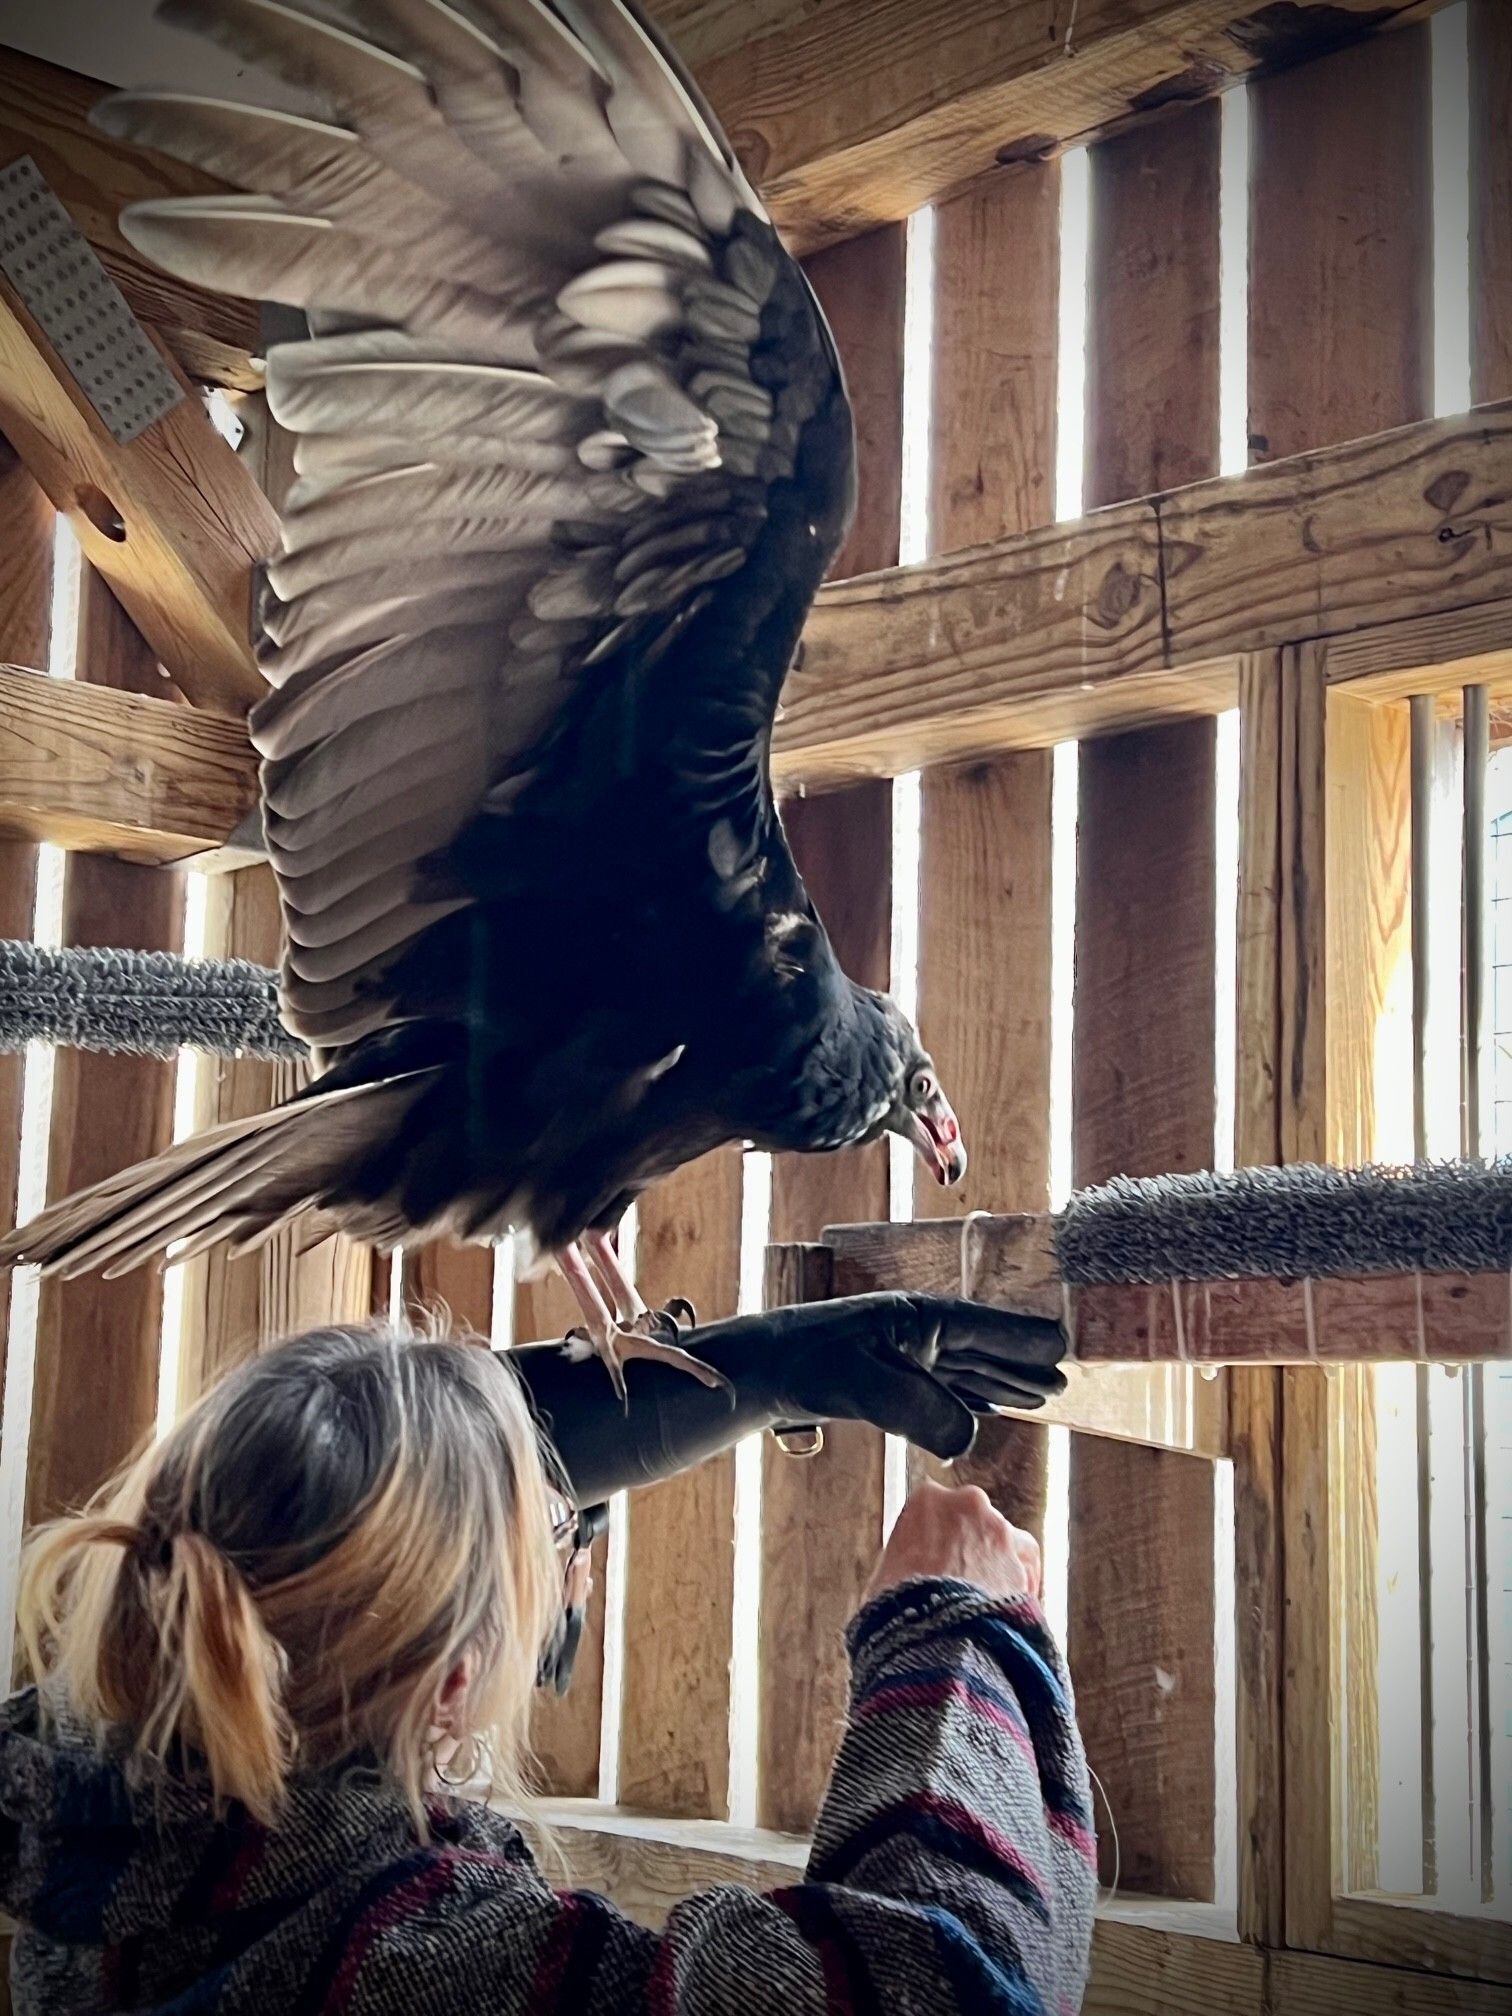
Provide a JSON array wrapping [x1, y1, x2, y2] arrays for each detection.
[[1, 0, 965, 1353]]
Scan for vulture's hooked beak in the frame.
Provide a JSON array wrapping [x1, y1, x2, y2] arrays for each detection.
[[899, 1089, 968, 1188]]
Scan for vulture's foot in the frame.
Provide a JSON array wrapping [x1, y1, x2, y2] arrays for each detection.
[[592, 1319, 732, 1406], [655, 1295, 697, 1334], [559, 1238, 727, 1404]]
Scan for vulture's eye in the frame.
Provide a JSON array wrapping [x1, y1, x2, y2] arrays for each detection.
[[909, 1069, 935, 1105]]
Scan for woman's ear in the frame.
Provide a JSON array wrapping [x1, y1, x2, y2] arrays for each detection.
[[432, 1645, 479, 1737]]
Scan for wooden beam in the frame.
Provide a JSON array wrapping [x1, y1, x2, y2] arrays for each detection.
[[676, 0, 1446, 256], [1071, 105, 1224, 1875], [0, 662, 258, 862], [27, 570, 183, 1524], [13, 404, 1510, 864], [618, 1149, 744, 1819], [0, 277, 274, 713], [775, 403, 1512, 787], [912, 163, 1058, 1540], [0, 51, 261, 389], [757, 224, 900, 1839]]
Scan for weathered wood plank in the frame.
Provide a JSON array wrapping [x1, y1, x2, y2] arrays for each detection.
[[27, 571, 182, 1522], [0, 50, 261, 388], [756, 224, 901, 1839], [1066, 100, 1223, 1905], [683, 0, 1446, 255], [0, 448, 52, 1398], [1252, 28, 1433, 1954], [914, 164, 1058, 1537], [1249, 32, 1433, 465], [0, 662, 258, 862], [0, 277, 273, 712], [618, 1150, 744, 1818], [176, 864, 281, 1408], [403, 1242, 496, 1340], [776, 404, 1512, 787]]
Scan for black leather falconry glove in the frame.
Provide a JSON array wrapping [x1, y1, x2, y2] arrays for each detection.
[[515, 1293, 1065, 1693]]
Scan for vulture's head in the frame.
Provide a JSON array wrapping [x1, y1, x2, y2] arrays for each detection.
[[863, 993, 968, 1189]]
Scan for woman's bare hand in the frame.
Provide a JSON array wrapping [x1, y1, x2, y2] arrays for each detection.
[[865, 1479, 1041, 1605]]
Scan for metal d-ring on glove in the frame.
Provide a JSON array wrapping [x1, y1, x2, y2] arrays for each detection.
[[516, 1292, 1067, 1694]]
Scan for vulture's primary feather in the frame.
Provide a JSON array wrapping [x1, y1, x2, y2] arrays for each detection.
[[1, 0, 967, 1384]]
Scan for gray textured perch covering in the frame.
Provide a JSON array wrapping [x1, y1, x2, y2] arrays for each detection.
[[3, 939, 1511, 1285], [1055, 1160, 1512, 1285], [0, 940, 303, 1061]]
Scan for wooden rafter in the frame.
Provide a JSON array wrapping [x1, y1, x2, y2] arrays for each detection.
[[0, 3, 1450, 326], [0, 50, 260, 389], [0, 279, 275, 714], [666, 0, 1447, 252]]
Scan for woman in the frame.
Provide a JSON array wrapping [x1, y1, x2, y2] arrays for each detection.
[[0, 1323, 1094, 2013]]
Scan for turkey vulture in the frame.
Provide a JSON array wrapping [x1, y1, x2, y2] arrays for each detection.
[[0, 0, 967, 1393]]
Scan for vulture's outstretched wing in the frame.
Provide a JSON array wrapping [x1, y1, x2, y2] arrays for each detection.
[[103, 0, 853, 1050]]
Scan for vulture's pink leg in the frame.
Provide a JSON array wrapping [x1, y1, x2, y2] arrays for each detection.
[[583, 1229, 646, 1328], [556, 1241, 730, 1403]]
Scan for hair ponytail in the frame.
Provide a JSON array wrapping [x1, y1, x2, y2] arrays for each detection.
[[21, 1507, 295, 1826]]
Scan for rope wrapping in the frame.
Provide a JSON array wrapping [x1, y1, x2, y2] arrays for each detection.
[[0, 940, 303, 1061]]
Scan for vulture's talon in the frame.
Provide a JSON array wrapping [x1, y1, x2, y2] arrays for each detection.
[[661, 1295, 697, 1332], [593, 1321, 732, 1405]]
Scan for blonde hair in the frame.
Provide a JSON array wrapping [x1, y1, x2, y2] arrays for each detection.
[[17, 1323, 561, 1830]]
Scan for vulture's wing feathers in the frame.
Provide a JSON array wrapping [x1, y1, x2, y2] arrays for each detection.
[[101, 0, 853, 1050]]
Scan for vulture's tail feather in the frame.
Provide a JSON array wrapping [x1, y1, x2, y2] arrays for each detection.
[[0, 1072, 435, 1281]]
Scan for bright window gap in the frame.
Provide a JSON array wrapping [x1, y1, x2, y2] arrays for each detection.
[[1212, 1458, 1238, 1915], [1430, 2, 1472, 417], [1213, 711, 1240, 1173], [1054, 149, 1090, 523], [489, 1239, 514, 1350], [0, 843, 65, 1673], [48, 518, 79, 681], [899, 206, 936, 568], [1218, 86, 1251, 477], [155, 872, 208, 1438], [1049, 742, 1079, 1211], [1042, 1425, 1072, 1648], [726, 1149, 770, 1826], [597, 1488, 629, 1805]]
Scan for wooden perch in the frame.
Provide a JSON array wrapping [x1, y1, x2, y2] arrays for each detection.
[[819, 1214, 1512, 1366], [0, 277, 275, 714], [0, 50, 261, 389]]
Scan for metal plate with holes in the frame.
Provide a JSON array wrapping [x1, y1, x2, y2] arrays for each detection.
[[0, 156, 184, 444]]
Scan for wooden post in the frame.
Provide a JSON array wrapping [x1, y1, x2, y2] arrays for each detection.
[[1248, 27, 1433, 1949], [914, 165, 1058, 1534], [618, 1150, 744, 1818], [754, 222, 903, 1835], [1064, 101, 1222, 1905], [26, 571, 183, 1521], [0, 446, 52, 1395], [403, 1242, 496, 1340]]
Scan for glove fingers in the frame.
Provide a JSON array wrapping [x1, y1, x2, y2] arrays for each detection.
[[920, 1301, 1067, 1368], [938, 1348, 1066, 1405], [860, 1348, 978, 1460], [945, 1371, 1040, 1412]]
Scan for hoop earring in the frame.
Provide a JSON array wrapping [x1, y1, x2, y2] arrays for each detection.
[[433, 1730, 485, 1790]]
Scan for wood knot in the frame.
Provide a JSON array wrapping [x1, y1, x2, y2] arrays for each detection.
[[1093, 562, 1145, 628], [1424, 468, 1471, 515]]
